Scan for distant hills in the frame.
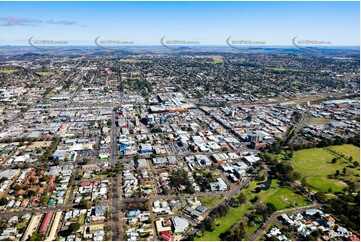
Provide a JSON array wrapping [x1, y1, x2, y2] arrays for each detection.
[[0, 45, 359, 59]]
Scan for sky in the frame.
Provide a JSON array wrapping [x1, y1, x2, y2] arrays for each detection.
[[0, 1, 359, 46]]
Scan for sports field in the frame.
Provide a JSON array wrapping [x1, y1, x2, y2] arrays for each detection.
[[263, 188, 310, 210], [0, 69, 18, 74], [35, 71, 54, 76], [292, 148, 344, 177], [204, 55, 224, 64], [329, 144, 360, 162], [308, 117, 333, 125], [244, 179, 310, 211], [292, 145, 360, 193], [305, 177, 347, 193]]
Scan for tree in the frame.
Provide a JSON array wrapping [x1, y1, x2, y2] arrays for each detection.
[[29, 231, 42, 241], [237, 193, 247, 205], [79, 200, 92, 209], [348, 182, 357, 193], [229, 198, 239, 207], [0, 197, 8, 206], [220, 221, 248, 241], [13, 184, 21, 191], [82, 158, 90, 165], [204, 217, 215, 231], [40, 175, 50, 182], [107, 119, 112, 127], [314, 192, 327, 202], [342, 167, 347, 175], [68, 223, 81, 233], [27, 190, 36, 197], [251, 196, 259, 203], [335, 170, 340, 176], [266, 203, 277, 213], [331, 158, 337, 163], [41, 196, 50, 205], [311, 230, 321, 239]]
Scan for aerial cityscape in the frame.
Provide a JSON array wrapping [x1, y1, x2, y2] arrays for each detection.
[[0, 1, 359, 241]]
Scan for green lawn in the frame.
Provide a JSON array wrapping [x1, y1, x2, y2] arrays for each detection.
[[127, 77, 142, 81], [329, 144, 360, 162], [308, 117, 333, 125], [16, 219, 28, 230], [292, 148, 344, 177], [199, 196, 224, 209], [247, 214, 263, 235], [263, 188, 310, 210], [196, 179, 309, 241], [195, 203, 251, 241], [292, 145, 360, 194], [119, 59, 152, 63], [96, 174, 109, 179], [0, 69, 19, 74], [305, 177, 347, 193], [35, 71, 54, 76], [244, 179, 309, 211], [204, 56, 224, 64], [78, 214, 85, 225], [266, 67, 321, 73]]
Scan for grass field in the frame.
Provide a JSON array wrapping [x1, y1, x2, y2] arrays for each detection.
[[305, 177, 347, 193], [199, 196, 224, 209], [203, 55, 224, 64], [292, 148, 343, 177], [126, 77, 142, 81], [292, 145, 360, 194], [263, 187, 310, 210], [195, 203, 251, 241], [196, 179, 309, 241], [0, 69, 19, 74], [96, 174, 109, 179], [329, 144, 360, 162], [266, 67, 321, 73], [308, 117, 334, 125], [35, 71, 54, 76], [119, 59, 152, 63], [243, 179, 309, 211]]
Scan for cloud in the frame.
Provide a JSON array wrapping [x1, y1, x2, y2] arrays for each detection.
[[0, 17, 42, 27], [0, 17, 77, 27], [46, 20, 77, 26]]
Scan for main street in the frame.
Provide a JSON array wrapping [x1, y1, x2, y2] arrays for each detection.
[[110, 69, 124, 241]]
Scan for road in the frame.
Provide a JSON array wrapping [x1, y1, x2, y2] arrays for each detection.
[[248, 203, 322, 240], [182, 174, 254, 238], [288, 111, 311, 144], [0, 204, 74, 219], [110, 68, 125, 241]]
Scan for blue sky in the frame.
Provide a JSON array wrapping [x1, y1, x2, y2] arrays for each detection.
[[0, 1, 359, 46]]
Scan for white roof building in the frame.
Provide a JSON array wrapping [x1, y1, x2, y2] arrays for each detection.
[[171, 217, 189, 234]]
